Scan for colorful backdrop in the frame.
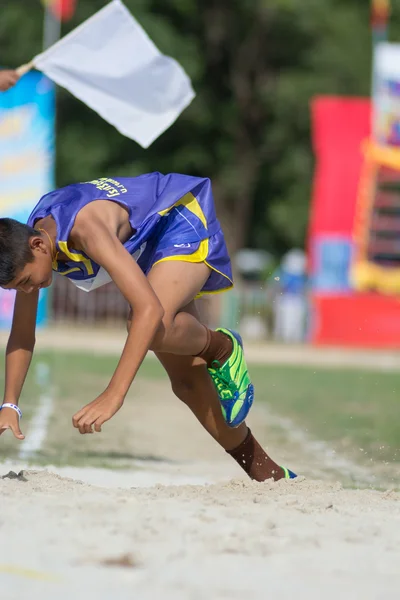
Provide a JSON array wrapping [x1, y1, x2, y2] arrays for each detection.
[[309, 95, 400, 347]]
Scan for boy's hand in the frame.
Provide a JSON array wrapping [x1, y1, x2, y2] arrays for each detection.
[[0, 70, 19, 92], [72, 391, 124, 434], [0, 407, 25, 440]]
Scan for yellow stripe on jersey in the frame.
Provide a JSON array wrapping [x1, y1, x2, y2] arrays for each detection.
[[57, 267, 81, 276], [58, 241, 94, 276]]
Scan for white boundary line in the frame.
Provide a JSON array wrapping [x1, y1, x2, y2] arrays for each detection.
[[18, 394, 54, 461], [264, 407, 377, 485], [18, 362, 54, 461]]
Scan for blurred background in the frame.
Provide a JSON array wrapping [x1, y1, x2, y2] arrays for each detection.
[[1, 0, 400, 347]]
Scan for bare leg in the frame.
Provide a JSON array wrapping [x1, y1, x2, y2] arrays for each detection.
[[128, 261, 286, 481], [126, 261, 240, 448], [154, 302, 286, 481], [156, 349, 248, 452]]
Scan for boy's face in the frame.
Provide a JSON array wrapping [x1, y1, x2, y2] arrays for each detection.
[[4, 236, 53, 293]]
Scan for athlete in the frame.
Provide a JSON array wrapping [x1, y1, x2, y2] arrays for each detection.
[[0, 173, 296, 481]]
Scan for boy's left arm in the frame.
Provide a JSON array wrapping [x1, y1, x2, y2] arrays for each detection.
[[71, 219, 164, 434]]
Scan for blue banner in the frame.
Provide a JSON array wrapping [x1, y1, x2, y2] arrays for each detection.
[[0, 71, 55, 328]]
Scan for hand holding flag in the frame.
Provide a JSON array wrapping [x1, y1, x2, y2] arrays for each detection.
[[0, 70, 20, 92]]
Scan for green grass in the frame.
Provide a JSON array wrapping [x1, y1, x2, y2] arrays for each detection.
[[250, 364, 400, 464], [0, 350, 398, 469]]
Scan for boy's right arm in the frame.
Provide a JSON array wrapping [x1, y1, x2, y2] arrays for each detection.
[[0, 291, 39, 440]]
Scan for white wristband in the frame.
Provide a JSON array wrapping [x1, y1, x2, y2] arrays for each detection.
[[1, 403, 22, 419]]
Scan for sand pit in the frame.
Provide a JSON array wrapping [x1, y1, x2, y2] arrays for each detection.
[[1, 469, 399, 600]]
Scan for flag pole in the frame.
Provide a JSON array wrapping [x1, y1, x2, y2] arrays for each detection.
[[16, 61, 35, 77], [371, 0, 390, 139], [16, 2, 63, 73], [43, 4, 62, 51]]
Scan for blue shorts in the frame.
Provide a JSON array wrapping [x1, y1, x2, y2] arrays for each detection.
[[137, 194, 233, 297]]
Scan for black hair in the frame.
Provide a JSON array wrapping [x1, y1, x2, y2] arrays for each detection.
[[0, 218, 38, 285]]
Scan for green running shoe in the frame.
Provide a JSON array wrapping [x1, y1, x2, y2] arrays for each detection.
[[208, 328, 254, 428]]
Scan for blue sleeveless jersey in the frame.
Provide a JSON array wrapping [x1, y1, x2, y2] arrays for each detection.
[[27, 173, 233, 295]]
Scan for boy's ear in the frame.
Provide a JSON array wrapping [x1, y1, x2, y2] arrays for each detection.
[[30, 235, 46, 252]]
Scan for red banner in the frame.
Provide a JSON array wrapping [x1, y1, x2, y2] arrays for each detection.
[[310, 293, 400, 348], [309, 96, 371, 240]]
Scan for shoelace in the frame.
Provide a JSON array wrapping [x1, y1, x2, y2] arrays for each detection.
[[209, 362, 237, 399]]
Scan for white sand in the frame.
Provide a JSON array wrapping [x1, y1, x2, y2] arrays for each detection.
[[1, 470, 399, 600], [1, 389, 400, 600]]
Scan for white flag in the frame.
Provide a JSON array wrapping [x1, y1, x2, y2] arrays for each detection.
[[33, 0, 195, 148]]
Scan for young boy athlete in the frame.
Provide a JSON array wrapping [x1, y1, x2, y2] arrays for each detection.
[[0, 173, 296, 482]]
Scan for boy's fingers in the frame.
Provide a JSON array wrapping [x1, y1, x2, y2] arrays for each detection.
[[94, 419, 103, 433], [11, 424, 25, 440], [73, 409, 90, 428], [78, 421, 93, 434], [0, 422, 24, 439], [76, 413, 96, 434], [73, 407, 108, 434], [10, 417, 24, 439], [84, 422, 93, 434], [72, 410, 85, 427]]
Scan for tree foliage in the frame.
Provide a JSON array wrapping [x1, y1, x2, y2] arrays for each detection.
[[2, 0, 398, 256]]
